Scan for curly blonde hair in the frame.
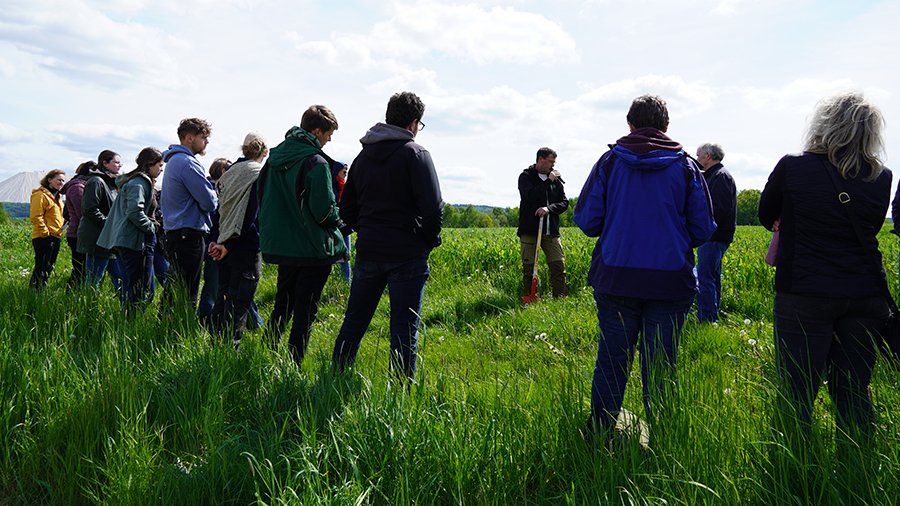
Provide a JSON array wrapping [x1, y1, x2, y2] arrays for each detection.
[[805, 92, 885, 181]]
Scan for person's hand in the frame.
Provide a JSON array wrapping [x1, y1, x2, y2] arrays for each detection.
[[772, 219, 780, 232], [534, 206, 550, 217], [548, 170, 561, 182], [209, 243, 228, 261]]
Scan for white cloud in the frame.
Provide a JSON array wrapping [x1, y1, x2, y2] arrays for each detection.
[[0, 0, 186, 89], [291, 1, 578, 69], [46, 123, 173, 156], [0, 123, 31, 143]]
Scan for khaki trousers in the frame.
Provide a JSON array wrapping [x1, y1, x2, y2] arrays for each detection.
[[520, 235, 568, 297]]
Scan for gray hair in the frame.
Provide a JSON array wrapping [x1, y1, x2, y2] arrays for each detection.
[[804, 91, 885, 181], [698, 143, 724, 162]]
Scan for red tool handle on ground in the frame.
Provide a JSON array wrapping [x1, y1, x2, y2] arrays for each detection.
[[522, 214, 544, 304]]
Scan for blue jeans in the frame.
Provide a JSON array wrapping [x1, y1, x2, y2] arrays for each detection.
[[590, 291, 694, 431], [696, 241, 729, 322], [332, 257, 430, 380], [339, 235, 352, 281], [85, 252, 124, 291], [117, 244, 154, 316]]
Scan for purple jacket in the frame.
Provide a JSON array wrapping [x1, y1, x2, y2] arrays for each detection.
[[61, 176, 87, 239]]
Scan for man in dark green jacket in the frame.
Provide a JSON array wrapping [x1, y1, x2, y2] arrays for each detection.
[[258, 105, 346, 366]]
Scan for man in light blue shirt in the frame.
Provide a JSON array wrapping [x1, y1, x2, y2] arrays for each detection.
[[161, 117, 218, 308]]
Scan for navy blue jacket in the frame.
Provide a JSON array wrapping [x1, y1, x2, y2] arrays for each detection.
[[703, 163, 737, 244], [574, 128, 716, 300]]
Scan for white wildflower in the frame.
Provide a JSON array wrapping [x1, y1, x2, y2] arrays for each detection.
[[744, 319, 751, 325], [748, 338, 758, 347]]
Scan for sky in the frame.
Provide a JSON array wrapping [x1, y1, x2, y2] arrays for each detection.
[[1, 0, 898, 207]]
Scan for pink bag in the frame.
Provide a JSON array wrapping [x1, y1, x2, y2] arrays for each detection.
[[765, 230, 779, 266]]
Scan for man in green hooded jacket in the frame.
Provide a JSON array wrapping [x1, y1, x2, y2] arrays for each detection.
[[258, 104, 347, 365]]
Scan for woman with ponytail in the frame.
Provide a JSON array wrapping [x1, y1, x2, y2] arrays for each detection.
[[97, 148, 164, 314], [78, 149, 125, 290]]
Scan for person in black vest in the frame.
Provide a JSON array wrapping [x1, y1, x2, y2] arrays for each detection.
[[694, 143, 736, 323]]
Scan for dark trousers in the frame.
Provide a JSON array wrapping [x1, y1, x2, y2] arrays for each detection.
[[163, 228, 206, 309], [198, 253, 218, 321], [65, 236, 85, 289], [332, 257, 430, 380], [267, 264, 332, 365], [117, 243, 155, 316], [30, 236, 61, 289], [211, 250, 261, 346], [773, 292, 887, 437], [589, 291, 694, 431]]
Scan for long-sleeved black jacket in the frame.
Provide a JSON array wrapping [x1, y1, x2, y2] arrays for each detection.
[[341, 123, 444, 262], [703, 163, 737, 244], [517, 165, 568, 237], [759, 152, 891, 297]]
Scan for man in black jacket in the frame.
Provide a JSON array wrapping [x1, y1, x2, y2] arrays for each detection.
[[695, 143, 736, 322], [518, 147, 569, 298], [331, 91, 444, 380]]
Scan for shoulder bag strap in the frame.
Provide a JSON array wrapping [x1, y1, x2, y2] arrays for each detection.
[[821, 157, 895, 304]]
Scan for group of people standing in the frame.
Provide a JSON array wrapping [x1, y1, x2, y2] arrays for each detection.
[[27, 89, 894, 451], [28, 92, 443, 382]]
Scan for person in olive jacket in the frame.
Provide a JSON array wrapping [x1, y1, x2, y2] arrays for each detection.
[[97, 148, 163, 315], [518, 147, 569, 298], [258, 105, 346, 366], [78, 149, 124, 290]]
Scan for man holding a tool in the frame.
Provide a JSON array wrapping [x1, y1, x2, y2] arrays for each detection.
[[517, 147, 569, 302]]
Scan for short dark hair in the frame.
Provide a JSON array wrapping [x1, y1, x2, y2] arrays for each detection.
[[385, 92, 425, 128], [177, 118, 212, 140], [300, 105, 338, 133], [626, 95, 669, 131], [536, 147, 557, 162]]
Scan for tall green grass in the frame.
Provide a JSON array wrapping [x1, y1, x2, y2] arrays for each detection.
[[1, 222, 898, 504]]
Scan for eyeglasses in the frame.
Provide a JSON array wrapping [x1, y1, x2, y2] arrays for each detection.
[[417, 120, 425, 131]]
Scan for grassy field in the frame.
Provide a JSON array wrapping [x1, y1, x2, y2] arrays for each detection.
[[1, 222, 899, 504]]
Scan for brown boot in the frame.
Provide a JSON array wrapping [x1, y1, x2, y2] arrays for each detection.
[[548, 260, 568, 297]]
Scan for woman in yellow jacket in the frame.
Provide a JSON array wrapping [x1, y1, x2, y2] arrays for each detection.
[[30, 169, 66, 289]]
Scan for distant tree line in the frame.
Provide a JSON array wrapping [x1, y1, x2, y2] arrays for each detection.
[[0, 191, 766, 229], [443, 199, 578, 228], [444, 192, 764, 228]]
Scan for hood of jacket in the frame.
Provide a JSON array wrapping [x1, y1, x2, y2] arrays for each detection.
[[357, 122, 415, 164], [61, 174, 87, 194], [267, 127, 324, 172], [163, 144, 194, 162], [612, 128, 686, 172]]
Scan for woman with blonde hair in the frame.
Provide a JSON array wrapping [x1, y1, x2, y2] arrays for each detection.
[[29, 169, 66, 288], [759, 92, 891, 443], [207, 134, 268, 349]]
